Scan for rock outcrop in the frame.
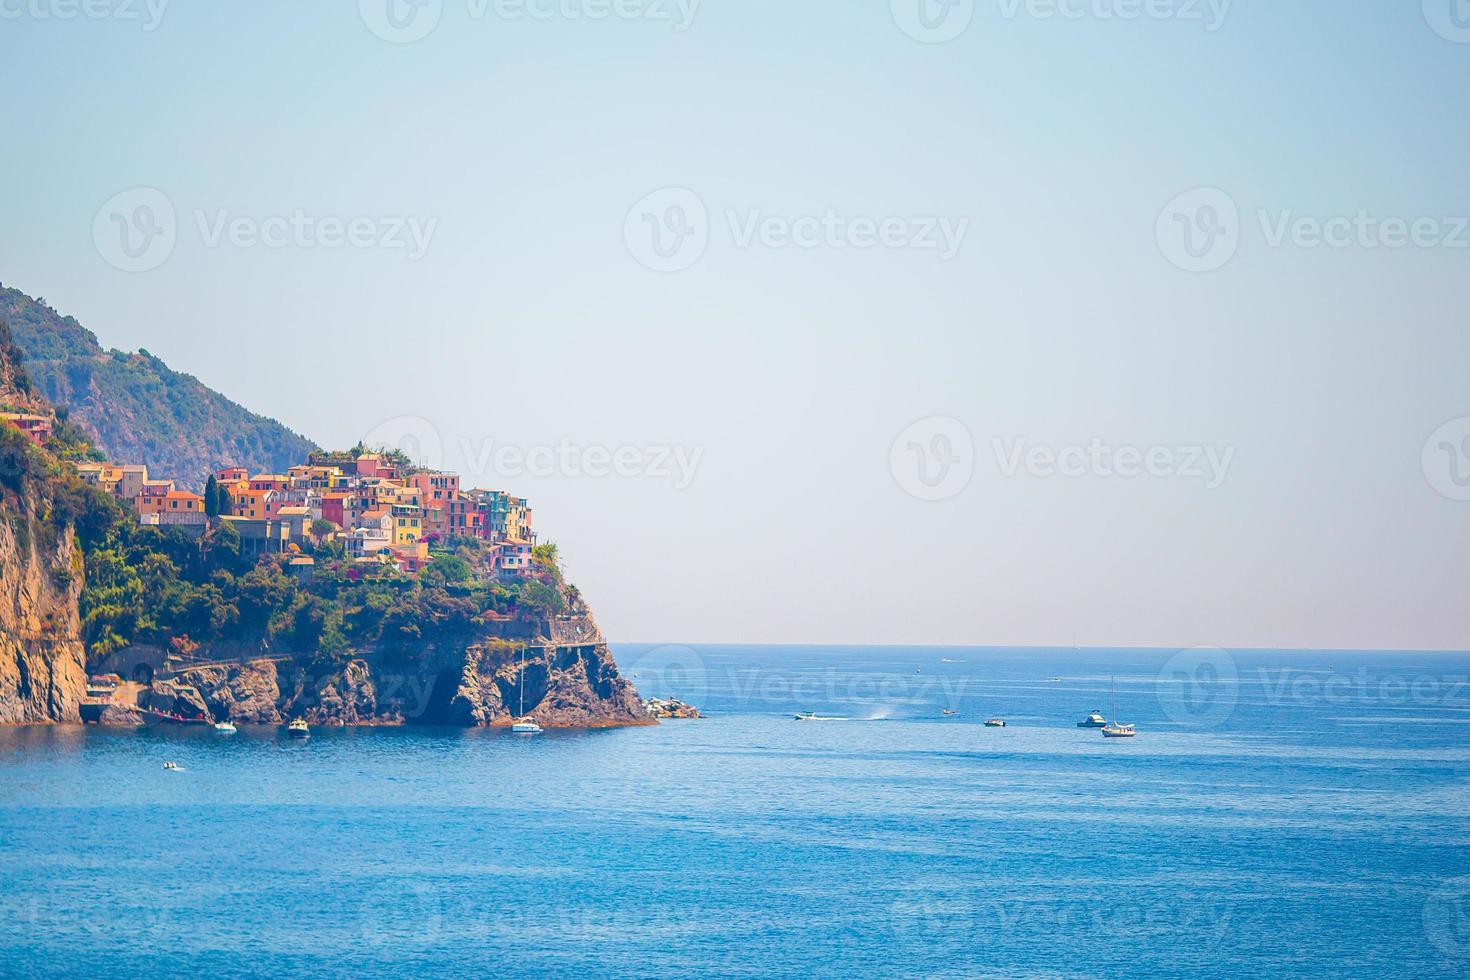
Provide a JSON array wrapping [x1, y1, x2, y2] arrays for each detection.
[[446, 639, 650, 728], [0, 496, 87, 724], [644, 698, 702, 719], [141, 613, 651, 729], [0, 320, 87, 725]]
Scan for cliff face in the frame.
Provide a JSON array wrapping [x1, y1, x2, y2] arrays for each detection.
[[154, 612, 650, 729], [0, 323, 88, 723], [0, 496, 87, 724]]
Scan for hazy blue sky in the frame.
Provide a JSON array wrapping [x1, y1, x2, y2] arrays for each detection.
[[2, 1, 1467, 648]]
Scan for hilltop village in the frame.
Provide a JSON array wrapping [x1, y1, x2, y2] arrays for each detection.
[[70, 449, 534, 580]]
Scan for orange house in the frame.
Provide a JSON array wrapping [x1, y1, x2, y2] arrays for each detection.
[[231, 488, 275, 520]]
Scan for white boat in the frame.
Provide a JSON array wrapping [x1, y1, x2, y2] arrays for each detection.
[[1076, 710, 1107, 728], [512, 647, 542, 735], [794, 711, 818, 721], [214, 721, 237, 734], [1100, 678, 1136, 738], [287, 719, 310, 738], [984, 718, 1006, 727], [163, 761, 184, 771]]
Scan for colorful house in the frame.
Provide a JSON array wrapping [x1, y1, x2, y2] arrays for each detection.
[[0, 413, 53, 446], [231, 488, 275, 521], [390, 503, 422, 545]]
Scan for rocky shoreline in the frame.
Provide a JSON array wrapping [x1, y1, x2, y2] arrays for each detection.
[[77, 611, 658, 730]]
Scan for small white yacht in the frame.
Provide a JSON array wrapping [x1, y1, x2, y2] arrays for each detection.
[[794, 711, 818, 721], [1099, 678, 1136, 738], [1077, 710, 1107, 728], [512, 648, 542, 735], [214, 721, 237, 734]]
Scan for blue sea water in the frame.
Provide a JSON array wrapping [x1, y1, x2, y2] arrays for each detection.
[[2, 644, 1469, 978]]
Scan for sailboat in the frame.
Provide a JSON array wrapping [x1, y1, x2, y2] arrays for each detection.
[[1100, 676, 1136, 738], [512, 647, 543, 735]]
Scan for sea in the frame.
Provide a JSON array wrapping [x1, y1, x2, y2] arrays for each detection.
[[2, 644, 1468, 979]]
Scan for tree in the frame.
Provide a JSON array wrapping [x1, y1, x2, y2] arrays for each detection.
[[204, 474, 220, 517]]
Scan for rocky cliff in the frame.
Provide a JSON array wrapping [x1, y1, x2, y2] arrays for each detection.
[[0, 325, 87, 724], [149, 612, 651, 729]]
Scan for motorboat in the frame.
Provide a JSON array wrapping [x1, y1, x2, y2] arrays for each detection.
[[287, 719, 310, 738], [163, 761, 183, 771], [942, 709, 958, 716], [794, 711, 818, 721], [1076, 710, 1108, 728], [984, 718, 1006, 727], [214, 721, 237, 734]]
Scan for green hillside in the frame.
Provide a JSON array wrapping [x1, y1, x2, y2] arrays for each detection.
[[0, 284, 316, 489]]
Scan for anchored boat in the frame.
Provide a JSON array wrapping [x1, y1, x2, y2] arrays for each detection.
[[1100, 678, 1136, 738], [512, 647, 543, 735]]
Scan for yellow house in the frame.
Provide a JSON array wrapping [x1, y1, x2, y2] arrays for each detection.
[[390, 503, 422, 545]]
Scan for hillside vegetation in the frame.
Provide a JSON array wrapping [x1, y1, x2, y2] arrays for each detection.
[[0, 284, 316, 489]]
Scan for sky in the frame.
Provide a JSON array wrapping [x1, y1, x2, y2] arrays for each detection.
[[1, 1, 1467, 649]]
